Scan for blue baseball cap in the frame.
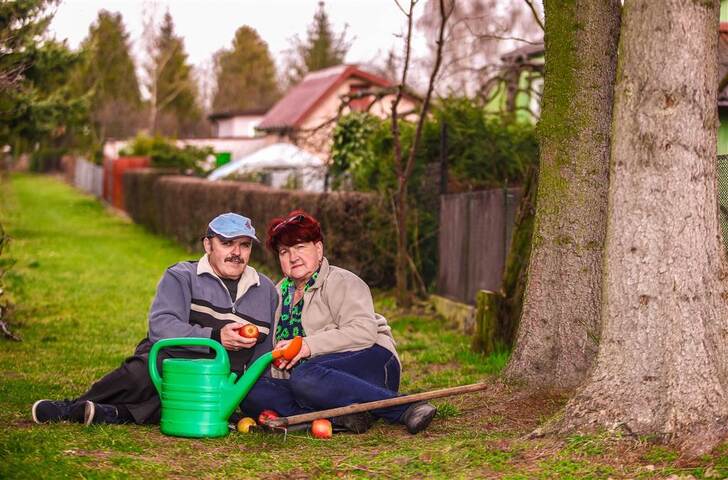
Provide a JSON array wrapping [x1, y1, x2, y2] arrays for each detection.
[[207, 213, 259, 241]]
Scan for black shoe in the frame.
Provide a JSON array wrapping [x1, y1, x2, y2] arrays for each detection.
[[69, 402, 88, 423], [400, 402, 437, 434], [31, 399, 76, 423], [332, 412, 376, 434], [83, 401, 122, 426]]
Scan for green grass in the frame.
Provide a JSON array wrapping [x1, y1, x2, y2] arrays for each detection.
[[4, 173, 728, 479]]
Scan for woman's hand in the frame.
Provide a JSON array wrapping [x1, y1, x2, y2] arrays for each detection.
[[274, 338, 311, 370], [220, 323, 257, 351]]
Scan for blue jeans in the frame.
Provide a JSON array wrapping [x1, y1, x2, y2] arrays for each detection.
[[241, 344, 406, 423]]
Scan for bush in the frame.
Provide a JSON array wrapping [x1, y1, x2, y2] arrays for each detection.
[[120, 134, 213, 175], [329, 98, 539, 290], [123, 170, 395, 287]]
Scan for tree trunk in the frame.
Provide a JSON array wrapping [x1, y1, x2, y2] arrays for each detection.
[[504, 0, 622, 389], [395, 181, 411, 307], [560, 0, 728, 455]]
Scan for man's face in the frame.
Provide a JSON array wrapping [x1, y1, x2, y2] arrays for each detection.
[[203, 236, 253, 280]]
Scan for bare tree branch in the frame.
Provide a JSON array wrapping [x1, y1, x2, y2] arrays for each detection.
[[523, 0, 544, 31]]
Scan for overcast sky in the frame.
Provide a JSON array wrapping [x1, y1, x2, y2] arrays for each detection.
[[49, 0, 430, 71]]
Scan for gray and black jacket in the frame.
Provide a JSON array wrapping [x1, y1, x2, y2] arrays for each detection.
[[138, 254, 278, 373]]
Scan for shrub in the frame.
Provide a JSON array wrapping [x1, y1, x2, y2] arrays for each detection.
[[123, 170, 395, 286], [329, 98, 539, 290], [120, 134, 213, 175]]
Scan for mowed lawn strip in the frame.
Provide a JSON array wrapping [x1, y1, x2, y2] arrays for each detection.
[[1, 173, 727, 479]]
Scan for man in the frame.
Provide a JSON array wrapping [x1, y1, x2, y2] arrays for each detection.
[[31, 213, 278, 426]]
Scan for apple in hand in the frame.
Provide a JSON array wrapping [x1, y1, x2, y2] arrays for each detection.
[[272, 357, 286, 369], [311, 418, 332, 439], [257, 409, 279, 425], [237, 324, 259, 339]]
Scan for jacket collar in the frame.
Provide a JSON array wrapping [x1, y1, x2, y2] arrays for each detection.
[[308, 257, 330, 290], [197, 254, 260, 300]]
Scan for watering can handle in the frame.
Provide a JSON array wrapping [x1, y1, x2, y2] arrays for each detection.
[[148, 337, 229, 394]]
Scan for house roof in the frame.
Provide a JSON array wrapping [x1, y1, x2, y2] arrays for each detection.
[[501, 43, 544, 63], [208, 108, 269, 122], [257, 64, 398, 132]]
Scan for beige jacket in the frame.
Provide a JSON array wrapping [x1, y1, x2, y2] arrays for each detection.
[[270, 258, 399, 378]]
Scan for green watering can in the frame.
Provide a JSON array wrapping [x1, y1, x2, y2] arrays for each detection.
[[149, 336, 302, 438]]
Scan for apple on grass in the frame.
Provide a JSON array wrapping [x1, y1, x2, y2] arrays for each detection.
[[236, 323, 259, 339], [311, 418, 332, 439], [236, 417, 257, 433]]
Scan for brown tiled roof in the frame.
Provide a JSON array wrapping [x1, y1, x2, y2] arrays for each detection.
[[257, 65, 395, 132]]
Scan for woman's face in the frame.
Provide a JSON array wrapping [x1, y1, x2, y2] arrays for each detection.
[[278, 241, 323, 284]]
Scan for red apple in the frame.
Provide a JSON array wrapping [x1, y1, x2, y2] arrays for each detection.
[[311, 418, 332, 439], [257, 409, 279, 425], [237, 324, 259, 339], [272, 357, 286, 369]]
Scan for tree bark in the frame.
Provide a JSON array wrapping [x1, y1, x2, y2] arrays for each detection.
[[560, 0, 728, 455], [504, 0, 621, 389]]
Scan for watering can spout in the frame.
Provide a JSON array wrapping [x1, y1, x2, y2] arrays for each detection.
[[220, 336, 303, 419]]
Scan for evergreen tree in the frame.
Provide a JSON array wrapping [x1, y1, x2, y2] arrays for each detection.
[[286, 1, 351, 84], [212, 26, 280, 113], [146, 11, 201, 136], [74, 10, 142, 142], [0, 0, 87, 165]]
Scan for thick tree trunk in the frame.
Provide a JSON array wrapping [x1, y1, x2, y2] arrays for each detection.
[[504, 0, 621, 389], [560, 0, 728, 455]]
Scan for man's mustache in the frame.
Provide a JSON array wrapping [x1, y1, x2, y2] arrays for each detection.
[[225, 255, 244, 263]]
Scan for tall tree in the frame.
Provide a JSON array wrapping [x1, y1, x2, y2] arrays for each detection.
[[285, 1, 350, 84], [0, 0, 86, 161], [212, 26, 280, 113], [145, 11, 201, 137], [561, 0, 728, 455], [503, 0, 621, 389], [74, 10, 142, 142]]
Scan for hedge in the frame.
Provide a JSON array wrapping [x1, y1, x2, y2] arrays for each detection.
[[123, 169, 395, 287]]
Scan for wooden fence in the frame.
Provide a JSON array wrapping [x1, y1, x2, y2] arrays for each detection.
[[437, 187, 523, 304]]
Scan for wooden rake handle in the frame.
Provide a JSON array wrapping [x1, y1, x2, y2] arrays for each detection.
[[265, 382, 489, 428]]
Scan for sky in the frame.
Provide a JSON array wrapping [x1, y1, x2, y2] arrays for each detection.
[[48, 0, 431, 71]]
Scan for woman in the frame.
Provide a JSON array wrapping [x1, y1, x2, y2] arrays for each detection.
[[241, 210, 436, 434]]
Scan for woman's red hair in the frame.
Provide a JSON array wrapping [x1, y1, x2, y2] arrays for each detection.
[[266, 210, 323, 253]]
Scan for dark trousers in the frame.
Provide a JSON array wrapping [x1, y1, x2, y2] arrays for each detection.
[[75, 339, 227, 425], [241, 344, 406, 423]]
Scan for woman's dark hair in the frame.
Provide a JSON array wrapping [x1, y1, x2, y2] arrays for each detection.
[[266, 210, 323, 253]]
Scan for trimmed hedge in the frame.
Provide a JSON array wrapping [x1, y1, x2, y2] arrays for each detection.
[[123, 169, 395, 286]]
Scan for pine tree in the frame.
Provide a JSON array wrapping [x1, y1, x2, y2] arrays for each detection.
[[286, 1, 351, 84], [0, 0, 87, 162], [146, 11, 201, 137], [74, 10, 142, 141], [212, 26, 280, 113]]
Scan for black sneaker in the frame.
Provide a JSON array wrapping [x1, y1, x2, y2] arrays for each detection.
[[83, 401, 122, 426], [400, 402, 437, 434], [31, 399, 75, 423], [332, 412, 376, 434]]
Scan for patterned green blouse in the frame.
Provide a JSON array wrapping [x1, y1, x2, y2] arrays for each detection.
[[275, 271, 318, 342]]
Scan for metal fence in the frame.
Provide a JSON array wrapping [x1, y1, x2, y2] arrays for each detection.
[[719, 155, 728, 249], [437, 187, 522, 305], [73, 157, 103, 198]]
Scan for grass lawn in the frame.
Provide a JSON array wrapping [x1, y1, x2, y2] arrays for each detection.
[[2, 173, 728, 479]]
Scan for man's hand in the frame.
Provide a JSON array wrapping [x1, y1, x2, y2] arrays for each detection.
[[273, 338, 311, 370], [220, 323, 257, 351]]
